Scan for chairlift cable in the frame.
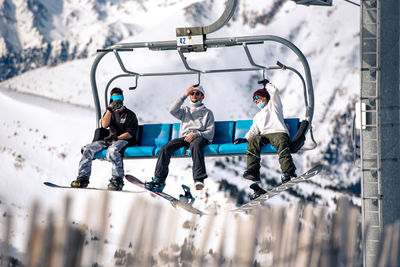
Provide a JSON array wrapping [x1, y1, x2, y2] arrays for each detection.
[[343, 0, 360, 6]]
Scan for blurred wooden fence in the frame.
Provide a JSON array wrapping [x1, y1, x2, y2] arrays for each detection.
[[1, 195, 399, 266]]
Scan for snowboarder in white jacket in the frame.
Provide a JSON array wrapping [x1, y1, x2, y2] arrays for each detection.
[[145, 85, 215, 193], [234, 81, 297, 185]]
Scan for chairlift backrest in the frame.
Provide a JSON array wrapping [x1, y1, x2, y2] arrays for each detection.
[[94, 118, 302, 160]]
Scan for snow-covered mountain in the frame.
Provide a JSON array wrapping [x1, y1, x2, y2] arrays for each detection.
[[0, 0, 361, 264], [0, 0, 197, 81]]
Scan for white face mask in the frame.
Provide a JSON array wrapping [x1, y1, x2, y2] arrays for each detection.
[[257, 101, 265, 110]]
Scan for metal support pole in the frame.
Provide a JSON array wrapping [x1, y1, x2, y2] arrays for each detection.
[[202, 0, 238, 34], [360, 0, 400, 266]]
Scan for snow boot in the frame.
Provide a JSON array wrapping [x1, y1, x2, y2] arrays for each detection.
[[243, 169, 260, 182], [145, 178, 166, 193], [71, 176, 89, 188], [249, 183, 267, 200], [194, 178, 205, 190], [107, 177, 124, 191]]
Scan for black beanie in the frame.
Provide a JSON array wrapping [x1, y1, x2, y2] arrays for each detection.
[[110, 87, 123, 95]]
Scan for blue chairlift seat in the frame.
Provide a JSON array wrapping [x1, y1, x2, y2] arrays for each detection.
[[94, 124, 171, 159], [218, 118, 299, 155], [187, 121, 235, 156], [155, 123, 187, 157], [125, 124, 171, 157], [94, 119, 300, 159]]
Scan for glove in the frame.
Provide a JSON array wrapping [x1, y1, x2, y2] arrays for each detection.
[[110, 101, 125, 112], [257, 79, 269, 87], [233, 138, 247, 144], [103, 135, 118, 146]]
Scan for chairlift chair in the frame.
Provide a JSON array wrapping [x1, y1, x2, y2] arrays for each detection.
[[90, 0, 318, 159]]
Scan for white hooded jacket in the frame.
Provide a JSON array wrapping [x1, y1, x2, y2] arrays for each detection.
[[244, 83, 289, 140]]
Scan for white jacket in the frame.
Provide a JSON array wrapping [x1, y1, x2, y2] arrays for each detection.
[[244, 83, 289, 140]]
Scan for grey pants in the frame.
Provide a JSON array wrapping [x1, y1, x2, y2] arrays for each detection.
[[78, 140, 128, 179]]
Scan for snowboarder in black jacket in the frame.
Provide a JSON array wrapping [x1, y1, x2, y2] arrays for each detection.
[[71, 87, 138, 190]]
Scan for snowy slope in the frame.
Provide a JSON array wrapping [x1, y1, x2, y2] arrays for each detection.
[[0, 0, 361, 264]]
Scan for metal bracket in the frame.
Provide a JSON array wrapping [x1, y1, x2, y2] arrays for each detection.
[[129, 75, 139, 90], [113, 50, 140, 76], [177, 49, 202, 86], [176, 27, 206, 53], [176, 0, 238, 53], [194, 72, 201, 87], [362, 195, 384, 200]]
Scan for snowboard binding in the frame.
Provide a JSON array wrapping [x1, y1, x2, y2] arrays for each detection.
[[179, 184, 195, 206], [249, 183, 267, 200]]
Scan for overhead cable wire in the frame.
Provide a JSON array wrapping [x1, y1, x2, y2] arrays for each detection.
[[343, 0, 360, 6]]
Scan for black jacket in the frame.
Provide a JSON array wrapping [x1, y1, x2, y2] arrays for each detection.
[[105, 108, 138, 146]]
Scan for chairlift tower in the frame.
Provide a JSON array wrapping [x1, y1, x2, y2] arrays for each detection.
[[360, 0, 400, 266]]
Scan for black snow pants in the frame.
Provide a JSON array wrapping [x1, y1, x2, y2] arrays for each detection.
[[154, 136, 209, 182]]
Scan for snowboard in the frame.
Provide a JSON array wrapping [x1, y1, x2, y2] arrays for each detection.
[[43, 182, 144, 193], [125, 175, 206, 216], [234, 164, 323, 212]]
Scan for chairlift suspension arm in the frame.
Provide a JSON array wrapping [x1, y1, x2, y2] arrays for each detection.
[[202, 0, 238, 35], [113, 50, 140, 76], [177, 50, 201, 73], [104, 74, 137, 106], [243, 44, 266, 71], [243, 44, 309, 112], [91, 35, 315, 142]]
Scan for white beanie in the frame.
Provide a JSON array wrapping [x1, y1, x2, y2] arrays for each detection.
[[193, 85, 205, 96]]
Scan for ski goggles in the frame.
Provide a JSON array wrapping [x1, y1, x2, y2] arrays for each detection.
[[110, 94, 124, 102]]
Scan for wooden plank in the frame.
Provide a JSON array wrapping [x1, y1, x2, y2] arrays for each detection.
[[296, 204, 315, 267], [345, 207, 359, 267], [1, 209, 12, 267], [193, 213, 216, 267], [272, 207, 285, 266], [25, 201, 39, 266], [309, 208, 326, 267]]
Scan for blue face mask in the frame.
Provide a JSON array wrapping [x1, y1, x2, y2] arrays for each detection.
[[110, 94, 124, 102], [192, 100, 201, 106], [257, 101, 265, 110]]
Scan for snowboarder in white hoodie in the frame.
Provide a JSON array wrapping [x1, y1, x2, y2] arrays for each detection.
[[234, 81, 297, 185]]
